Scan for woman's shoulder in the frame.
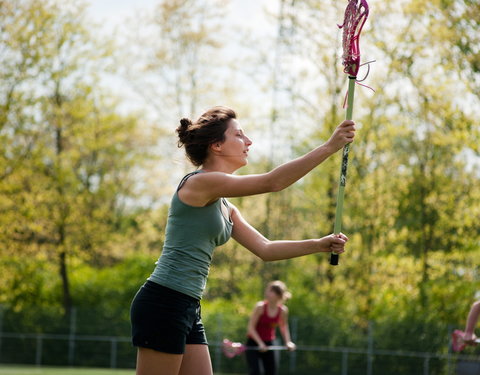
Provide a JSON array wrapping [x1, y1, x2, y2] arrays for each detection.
[[177, 170, 205, 190], [249, 301, 265, 317], [253, 300, 266, 311]]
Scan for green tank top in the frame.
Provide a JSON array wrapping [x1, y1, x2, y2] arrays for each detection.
[[148, 171, 233, 299]]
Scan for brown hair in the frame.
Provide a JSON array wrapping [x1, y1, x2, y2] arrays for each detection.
[[267, 280, 292, 301], [176, 106, 237, 167]]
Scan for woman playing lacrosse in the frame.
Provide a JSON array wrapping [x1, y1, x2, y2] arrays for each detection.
[[130, 106, 355, 375], [246, 281, 296, 375]]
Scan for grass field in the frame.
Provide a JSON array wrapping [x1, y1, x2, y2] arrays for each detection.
[[0, 366, 240, 375], [0, 365, 135, 375]]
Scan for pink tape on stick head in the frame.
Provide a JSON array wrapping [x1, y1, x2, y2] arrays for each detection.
[[338, 0, 369, 78]]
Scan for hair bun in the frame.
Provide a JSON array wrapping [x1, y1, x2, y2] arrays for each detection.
[[179, 118, 192, 128], [176, 118, 193, 145]]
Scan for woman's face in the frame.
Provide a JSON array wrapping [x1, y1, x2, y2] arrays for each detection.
[[218, 119, 252, 168], [265, 287, 281, 303]]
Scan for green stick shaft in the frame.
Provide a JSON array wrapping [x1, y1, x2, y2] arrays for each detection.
[[330, 76, 356, 266]]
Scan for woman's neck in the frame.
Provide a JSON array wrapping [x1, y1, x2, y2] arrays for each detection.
[[266, 299, 280, 307], [202, 158, 239, 174]]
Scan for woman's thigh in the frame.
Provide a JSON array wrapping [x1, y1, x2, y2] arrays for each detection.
[[179, 344, 213, 375], [136, 347, 183, 375], [131, 281, 201, 354], [245, 349, 261, 375], [261, 350, 277, 375]]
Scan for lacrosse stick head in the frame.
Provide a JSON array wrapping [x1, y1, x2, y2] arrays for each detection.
[[452, 329, 467, 352], [338, 0, 370, 77], [222, 339, 246, 358]]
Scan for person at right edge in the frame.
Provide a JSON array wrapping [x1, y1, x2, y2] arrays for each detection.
[[463, 300, 480, 344]]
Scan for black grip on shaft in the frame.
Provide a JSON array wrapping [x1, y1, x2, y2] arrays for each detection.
[[330, 252, 339, 266]]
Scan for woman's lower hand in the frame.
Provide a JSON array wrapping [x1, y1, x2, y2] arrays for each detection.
[[317, 233, 348, 253], [286, 341, 296, 351], [258, 342, 268, 352]]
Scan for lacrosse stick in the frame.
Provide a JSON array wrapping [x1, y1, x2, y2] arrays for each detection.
[[222, 339, 287, 358], [452, 329, 480, 352], [330, 0, 370, 266]]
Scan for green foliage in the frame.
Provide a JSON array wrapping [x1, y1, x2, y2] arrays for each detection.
[[0, 0, 159, 317]]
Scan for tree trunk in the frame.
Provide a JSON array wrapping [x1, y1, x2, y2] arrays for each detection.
[[58, 231, 72, 319], [54, 83, 72, 318]]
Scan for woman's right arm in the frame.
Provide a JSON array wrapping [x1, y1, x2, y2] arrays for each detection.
[[248, 303, 268, 351], [184, 120, 355, 204]]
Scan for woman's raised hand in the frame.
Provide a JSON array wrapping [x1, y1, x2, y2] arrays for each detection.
[[325, 120, 356, 153]]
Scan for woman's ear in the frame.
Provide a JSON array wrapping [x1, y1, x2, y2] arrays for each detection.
[[210, 143, 222, 153]]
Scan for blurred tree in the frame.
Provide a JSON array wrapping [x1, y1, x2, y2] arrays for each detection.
[[122, 0, 229, 120], [434, 0, 480, 98], [366, 0, 480, 308], [0, 0, 156, 318]]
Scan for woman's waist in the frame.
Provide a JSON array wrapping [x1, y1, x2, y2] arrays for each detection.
[[142, 280, 200, 304]]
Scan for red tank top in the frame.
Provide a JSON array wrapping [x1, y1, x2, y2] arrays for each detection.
[[253, 302, 282, 341]]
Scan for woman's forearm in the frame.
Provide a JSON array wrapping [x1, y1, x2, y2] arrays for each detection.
[[260, 239, 327, 262], [266, 144, 335, 192], [281, 325, 292, 343], [248, 328, 265, 346]]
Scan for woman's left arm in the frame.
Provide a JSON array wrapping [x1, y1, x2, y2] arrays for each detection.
[[279, 306, 296, 351], [230, 204, 348, 261]]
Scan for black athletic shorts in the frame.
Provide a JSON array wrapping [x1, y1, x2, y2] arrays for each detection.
[[130, 280, 207, 354]]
